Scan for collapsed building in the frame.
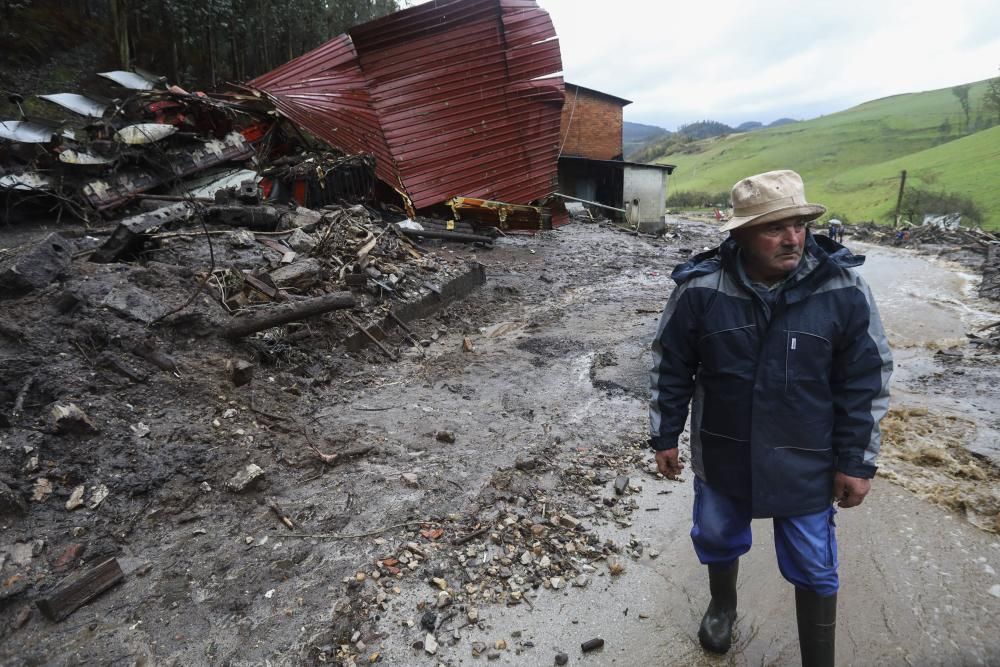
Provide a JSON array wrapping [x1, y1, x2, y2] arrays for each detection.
[[1, 0, 567, 233], [0, 0, 580, 367]]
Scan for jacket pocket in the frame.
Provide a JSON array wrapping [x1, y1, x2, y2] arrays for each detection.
[[770, 446, 834, 511], [699, 324, 757, 381], [784, 330, 832, 392], [699, 429, 751, 500]]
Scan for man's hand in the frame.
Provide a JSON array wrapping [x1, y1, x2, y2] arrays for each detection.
[[833, 471, 871, 508], [655, 448, 684, 480]]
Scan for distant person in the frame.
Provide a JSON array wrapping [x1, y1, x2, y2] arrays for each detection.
[[828, 218, 843, 243], [649, 170, 892, 666]]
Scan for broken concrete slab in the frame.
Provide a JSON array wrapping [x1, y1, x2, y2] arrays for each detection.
[[0, 233, 74, 298], [101, 286, 169, 324]]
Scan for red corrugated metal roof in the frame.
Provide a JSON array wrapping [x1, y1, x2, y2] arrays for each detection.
[[248, 0, 563, 210]]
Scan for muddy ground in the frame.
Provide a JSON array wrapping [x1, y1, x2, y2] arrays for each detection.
[[2, 217, 999, 666]]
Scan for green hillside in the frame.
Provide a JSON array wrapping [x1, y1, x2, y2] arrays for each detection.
[[656, 80, 1000, 229]]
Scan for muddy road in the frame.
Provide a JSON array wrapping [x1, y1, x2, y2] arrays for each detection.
[[2, 220, 999, 666]]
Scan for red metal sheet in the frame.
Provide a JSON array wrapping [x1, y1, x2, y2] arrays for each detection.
[[249, 0, 563, 210]]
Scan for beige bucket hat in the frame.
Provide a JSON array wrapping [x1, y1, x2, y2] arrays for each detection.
[[720, 170, 826, 232]]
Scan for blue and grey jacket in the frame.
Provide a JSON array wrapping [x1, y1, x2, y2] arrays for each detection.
[[649, 233, 892, 517]]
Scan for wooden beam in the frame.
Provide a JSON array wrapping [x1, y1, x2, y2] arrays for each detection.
[[35, 557, 124, 622]]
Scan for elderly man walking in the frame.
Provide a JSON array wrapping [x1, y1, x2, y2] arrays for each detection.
[[649, 170, 892, 665]]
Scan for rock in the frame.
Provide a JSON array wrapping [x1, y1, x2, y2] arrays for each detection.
[[88, 484, 109, 509], [431, 577, 448, 590], [0, 481, 27, 515], [550, 577, 564, 590], [0, 233, 74, 297], [65, 485, 85, 511], [269, 258, 323, 290], [581, 637, 605, 652], [495, 639, 507, 650], [467, 608, 479, 623], [401, 472, 419, 488], [613, 475, 629, 496], [462, 337, 474, 352], [520, 551, 533, 565], [555, 653, 568, 666], [539, 555, 551, 568], [471, 642, 487, 656], [49, 404, 97, 435], [436, 591, 452, 608], [286, 228, 317, 253], [648, 549, 660, 560], [572, 575, 590, 588], [424, 633, 438, 655], [487, 651, 501, 660], [435, 431, 455, 444], [226, 464, 265, 492], [282, 206, 323, 230], [990, 584, 1000, 599], [32, 478, 53, 502], [227, 359, 255, 387], [559, 514, 580, 530], [12, 541, 37, 565], [420, 610, 437, 632]]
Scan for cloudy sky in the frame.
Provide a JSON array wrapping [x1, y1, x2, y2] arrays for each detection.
[[532, 0, 1000, 129]]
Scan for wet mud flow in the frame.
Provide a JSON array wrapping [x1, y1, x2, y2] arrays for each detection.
[[2, 222, 999, 665]]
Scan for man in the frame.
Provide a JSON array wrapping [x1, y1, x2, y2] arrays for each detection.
[[649, 170, 892, 666]]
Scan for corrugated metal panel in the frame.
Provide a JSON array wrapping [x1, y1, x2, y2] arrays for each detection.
[[249, 0, 563, 210]]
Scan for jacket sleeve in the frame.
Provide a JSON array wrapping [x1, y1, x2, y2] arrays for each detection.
[[830, 275, 893, 478], [649, 284, 701, 451]]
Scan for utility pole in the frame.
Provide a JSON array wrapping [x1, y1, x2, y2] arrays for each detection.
[[893, 169, 907, 228]]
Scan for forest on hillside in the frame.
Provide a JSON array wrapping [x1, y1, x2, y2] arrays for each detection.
[[0, 0, 399, 91]]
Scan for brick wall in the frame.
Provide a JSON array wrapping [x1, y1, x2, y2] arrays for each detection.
[[559, 88, 625, 161]]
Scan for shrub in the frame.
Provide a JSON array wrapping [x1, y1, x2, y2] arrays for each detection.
[[666, 190, 730, 209], [895, 187, 983, 226]]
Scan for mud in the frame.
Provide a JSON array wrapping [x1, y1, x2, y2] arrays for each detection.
[[2, 219, 999, 665]]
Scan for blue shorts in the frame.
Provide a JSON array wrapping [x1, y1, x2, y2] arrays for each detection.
[[690, 477, 839, 596]]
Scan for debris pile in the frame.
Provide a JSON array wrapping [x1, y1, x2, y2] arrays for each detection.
[[316, 436, 669, 665]]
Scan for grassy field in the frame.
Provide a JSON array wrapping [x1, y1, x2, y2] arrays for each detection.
[[656, 80, 1000, 229]]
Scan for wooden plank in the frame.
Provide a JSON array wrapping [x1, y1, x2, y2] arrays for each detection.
[[35, 557, 124, 622]]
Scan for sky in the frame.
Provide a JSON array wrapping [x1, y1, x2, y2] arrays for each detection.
[[527, 0, 1000, 130]]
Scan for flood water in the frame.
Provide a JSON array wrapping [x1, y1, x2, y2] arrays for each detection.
[[852, 241, 1000, 348]]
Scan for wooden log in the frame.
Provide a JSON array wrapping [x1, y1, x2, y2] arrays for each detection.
[[393, 225, 494, 245], [35, 557, 124, 622], [222, 292, 355, 339]]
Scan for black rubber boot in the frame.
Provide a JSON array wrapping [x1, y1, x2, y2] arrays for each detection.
[[698, 561, 738, 654], [795, 588, 837, 667]]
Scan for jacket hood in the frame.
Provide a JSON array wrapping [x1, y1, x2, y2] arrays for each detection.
[[670, 231, 865, 286]]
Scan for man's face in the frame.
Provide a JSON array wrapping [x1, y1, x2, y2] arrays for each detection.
[[734, 218, 807, 282]]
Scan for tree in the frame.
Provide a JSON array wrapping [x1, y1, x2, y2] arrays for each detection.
[[984, 67, 1000, 126], [951, 84, 971, 131]]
